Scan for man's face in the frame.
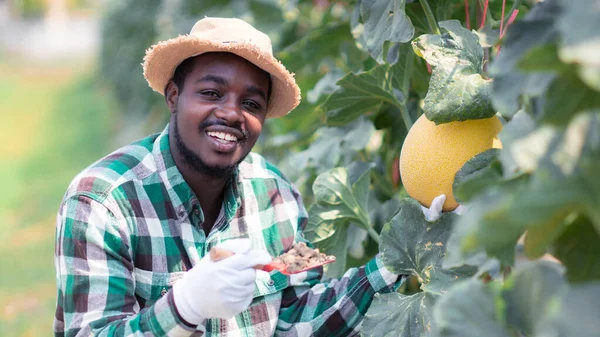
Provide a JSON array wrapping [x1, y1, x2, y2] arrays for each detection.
[[167, 53, 270, 177]]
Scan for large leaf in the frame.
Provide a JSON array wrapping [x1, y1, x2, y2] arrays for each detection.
[[322, 65, 404, 126], [539, 282, 600, 337], [554, 214, 600, 283], [315, 222, 349, 279], [543, 70, 600, 125], [412, 20, 495, 124], [280, 117, 375, 180], [490, 0, 560, 116], [362, 292, 436, 337], [448, 113, 600, 265], [496, 111, 536, 176], [491, 0, 600, 125], [501, 261, 566, 336], [523, 214, 569, 259], [366, 199, 475, 337], [430, 262, 600, 337], [428, 279, 511, 337], [379, 199, 475, 294], [453, 149, 502, 203], [304, 161, 377, 277], [277, 22, 358, 72], [306, 69, 345, 104], [310, 161, 373, 229], [556, 0, 600, 69], [444, 177, 529, 266], [359, 0, 414, 63]]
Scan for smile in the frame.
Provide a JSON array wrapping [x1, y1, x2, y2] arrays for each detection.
[[207, 131, 239, 143]]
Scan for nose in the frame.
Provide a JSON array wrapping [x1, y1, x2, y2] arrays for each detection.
[[214, 99, 244, 125]]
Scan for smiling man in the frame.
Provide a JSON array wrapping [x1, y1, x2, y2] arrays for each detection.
[[54, 18, 401, 337]]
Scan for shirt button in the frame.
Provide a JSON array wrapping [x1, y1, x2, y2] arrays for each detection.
[[268, 280, 274, 286], [194, 209, 200, 215]]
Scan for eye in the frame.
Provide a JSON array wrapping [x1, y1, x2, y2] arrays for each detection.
[[199, 90, 221, 98], [243, 100, 262, 111]]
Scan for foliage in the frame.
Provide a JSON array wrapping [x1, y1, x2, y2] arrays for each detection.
[[99, 0, 600, 336]]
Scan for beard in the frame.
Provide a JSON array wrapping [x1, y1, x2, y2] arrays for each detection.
[[172, 111, 247, 178]]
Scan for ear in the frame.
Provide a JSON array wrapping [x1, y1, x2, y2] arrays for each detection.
[[165, 81, 179, 114]]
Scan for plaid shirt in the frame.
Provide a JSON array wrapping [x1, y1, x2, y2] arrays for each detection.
[[54, 125, 400, 337]]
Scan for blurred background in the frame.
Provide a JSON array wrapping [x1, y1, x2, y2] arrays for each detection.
[[1, 1, 115, 335], [0, 0, 337, 335]]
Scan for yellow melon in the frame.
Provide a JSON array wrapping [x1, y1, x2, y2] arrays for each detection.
[[399, 114, 503, 211]]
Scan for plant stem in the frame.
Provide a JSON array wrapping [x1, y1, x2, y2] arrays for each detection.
[[499, 0, 507, 36], [503, 0, 523, 25], [367, 225, 381, 245], [398, 103, 413, 132], [402, 49, 413, 96], [464, 0, 471, 30], [476, 0, 496, 26], [476, 0, 522, 29], [478, 0, 489, 29], [420, 0, 440, 35], [399, 49, 414, 132]]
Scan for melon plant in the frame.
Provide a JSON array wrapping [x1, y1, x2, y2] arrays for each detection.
[[101, 1, 600, 336], [286, 1, 600, 336]]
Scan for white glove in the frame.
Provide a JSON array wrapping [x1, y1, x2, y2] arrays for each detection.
[[173, 239, 272, 325], [420, 194, 468, 222]]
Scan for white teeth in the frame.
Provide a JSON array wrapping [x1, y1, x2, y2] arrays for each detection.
[[207, 131, 238, 142]]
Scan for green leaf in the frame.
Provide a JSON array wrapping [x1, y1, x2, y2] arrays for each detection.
[[453, 149, 502, 203], [280, 117, 375, 178], [359, 0, 414, 63], [501, 261, 566, 336], [431, 262, 600, 337], [490, 0, 560, 116], [554, 214, 600, 283], [380, 199, 476, 294], [277, 22, 358, 72], [311, 162, 374, 229], [517, 44, 567, 72], [307, 69, 345, 104], [556, 0, 600, 70], [445, 180, 528, 266], [305, 161, 376, 278], [404, 0, 454, 35], [412, 20, 496, 124], [475, 26, 499, 48], [428, 279, 511, 337], [369, 197, 402, 229], [304, 203, 340, 244], [447, 112, 600, 265], [543, 71, 600, 125], [346, 223, 368, 259], [323, 65, 403, 126], [497, 111, 536, 176], [523, 213, 569, 259], [540, 282, 600, 337], [317, 223, 349, 279], [362, 292, 437, 337]]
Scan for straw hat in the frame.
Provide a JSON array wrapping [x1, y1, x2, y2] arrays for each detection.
[[143, 17, 301, 118]]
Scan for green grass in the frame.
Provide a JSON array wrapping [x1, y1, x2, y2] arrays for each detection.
[[0, 61, 119, 336]]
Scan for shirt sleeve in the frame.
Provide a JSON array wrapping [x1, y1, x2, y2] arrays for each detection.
[[54, 194, 198, 337], [274, 187, 403, 337]]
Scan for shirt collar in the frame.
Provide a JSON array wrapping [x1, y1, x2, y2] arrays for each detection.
[[152, 124, 241, 222]]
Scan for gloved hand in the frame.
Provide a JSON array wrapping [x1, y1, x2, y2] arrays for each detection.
[[173, 238, 272, 325], [420, 194, 467, 222]]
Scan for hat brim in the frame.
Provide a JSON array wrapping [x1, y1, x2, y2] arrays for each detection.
[[143, 35, 301, 118]]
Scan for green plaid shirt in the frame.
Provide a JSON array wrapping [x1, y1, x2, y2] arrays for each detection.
[[54, 125, 399, 337]]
